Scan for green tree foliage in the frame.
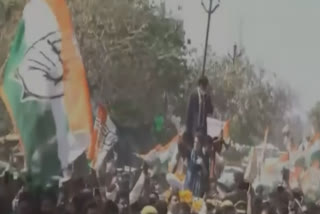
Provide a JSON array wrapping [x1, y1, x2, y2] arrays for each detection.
[[69, 0, 189, 130]]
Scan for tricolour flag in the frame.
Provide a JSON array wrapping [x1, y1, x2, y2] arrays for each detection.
[[0, 0, 92, 185], [88, 104, 107, 168], [138, 135, 180, 175]]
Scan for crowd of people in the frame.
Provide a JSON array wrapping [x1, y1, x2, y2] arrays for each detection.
[[1, 158, 320, 214], [1, 77, 320, 214]]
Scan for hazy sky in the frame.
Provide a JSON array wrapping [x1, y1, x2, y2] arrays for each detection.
[[162, 0, 320, 113]]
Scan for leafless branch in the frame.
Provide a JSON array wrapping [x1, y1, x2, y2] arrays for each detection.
[[209, 3, 220, 14], [201, 0, 209, 13]]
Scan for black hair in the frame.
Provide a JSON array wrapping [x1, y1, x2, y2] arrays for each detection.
[[177, 202, 191, 213], [149, 192, 160, 205], [198, 76, 209, 88], [155, 200, 168, 214], [103, 200, 119, 214]]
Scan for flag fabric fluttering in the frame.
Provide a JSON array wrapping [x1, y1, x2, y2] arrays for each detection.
[[258, 127, 269, 180], [138, 135, 180, 175], [94, 110, 118, 175], [223, 119, 230, 141], [88, 104, 107, 168], [244, 147, 258, 183], [0, 0, 92, 185]]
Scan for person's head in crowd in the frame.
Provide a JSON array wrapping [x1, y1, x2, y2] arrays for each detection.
[[168, 192, 180, 212], [40, 190, 57, 214], [155, 200, 167, 214], [256, 185, 265, 197], [131, 202, 143, 214], [261, 205, 276, 214], [177, 202, 191, 214], [83, 201, 99, 214], [70, 191, 94, 214], [103, 200, 119, 214], [205, 197, 221, 214], [198, 76, 209, 93], [141, 205, 158, 214], [16, 191, 34, 214], [116, 192, 129, 214], [220, 200, 236, 214], [292, 188, 303, 203], [149, 192, 159, 206]]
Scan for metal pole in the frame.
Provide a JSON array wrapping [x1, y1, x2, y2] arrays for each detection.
[[202, 0, 213, 77], [201, 0, 220, 77]]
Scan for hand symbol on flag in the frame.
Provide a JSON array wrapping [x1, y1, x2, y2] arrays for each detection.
[[15, 31, 64, 101]]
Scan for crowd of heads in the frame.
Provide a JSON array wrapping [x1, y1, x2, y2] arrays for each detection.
[[1, 164, 320, 214]]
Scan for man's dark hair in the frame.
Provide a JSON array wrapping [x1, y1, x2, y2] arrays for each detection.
[[198, 76, 209, 88], [103, 200, 118, 214], [177, 202, 191, 214], [155, 200, 168, 214], [149, 192, 159, 205]]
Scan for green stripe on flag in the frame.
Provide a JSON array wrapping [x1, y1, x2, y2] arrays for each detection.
[[2, 20, 61, 186]]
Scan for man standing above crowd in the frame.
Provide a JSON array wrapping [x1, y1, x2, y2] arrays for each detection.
[[185, 76, 213, 145]]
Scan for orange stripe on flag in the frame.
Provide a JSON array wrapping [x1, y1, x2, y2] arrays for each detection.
[[88, 105, 107, 163], [223, 120, 230, 140], [141, 135, 179, 158], [157, 135, 179, 152], [46, 0, 93, 136]]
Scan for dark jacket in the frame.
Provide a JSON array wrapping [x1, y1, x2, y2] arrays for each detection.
[[186, 89, 213, 136]]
